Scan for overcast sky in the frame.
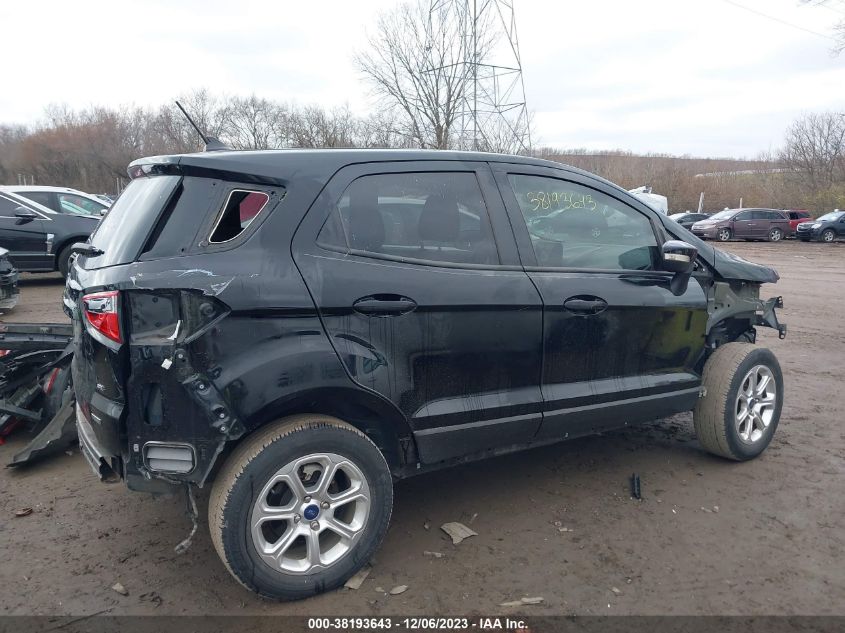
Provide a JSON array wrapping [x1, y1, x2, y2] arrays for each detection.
[[1, 0, 843, 157]]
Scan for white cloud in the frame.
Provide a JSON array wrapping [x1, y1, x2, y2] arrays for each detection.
[[1, 0, 843, 156]]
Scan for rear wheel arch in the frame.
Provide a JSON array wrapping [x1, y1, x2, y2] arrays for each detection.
[[238, 387, 414, 471]]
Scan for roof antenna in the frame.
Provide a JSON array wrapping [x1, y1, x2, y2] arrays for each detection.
[[174, 100, 231, 152]]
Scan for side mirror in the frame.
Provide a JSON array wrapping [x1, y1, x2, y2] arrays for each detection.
[[14, 207, 38, 224], [661, 240, 697, 273]]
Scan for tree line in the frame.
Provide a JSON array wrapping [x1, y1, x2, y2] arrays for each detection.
[[2, 92, 842, 214]]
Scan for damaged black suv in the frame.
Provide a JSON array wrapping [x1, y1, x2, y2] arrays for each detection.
[[66, 149, 786, 600]]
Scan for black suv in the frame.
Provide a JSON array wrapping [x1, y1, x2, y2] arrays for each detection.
[[0, 188, 101, 275], [796, 210, 845, 242], [66, 150, 786, 600]]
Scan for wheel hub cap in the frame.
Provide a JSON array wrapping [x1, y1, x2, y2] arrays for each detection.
[[250, 452, 371, 575], [735, 365, 777, 444]]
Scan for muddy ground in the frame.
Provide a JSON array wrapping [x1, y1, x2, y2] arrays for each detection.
[[0, 241, 842, 617]]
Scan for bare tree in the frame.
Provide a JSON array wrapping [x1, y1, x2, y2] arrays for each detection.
[[224, 95, 285, 149], [800, 0, 845, 54], [355, 1, 494, 149], [779, 111, 845, 190]]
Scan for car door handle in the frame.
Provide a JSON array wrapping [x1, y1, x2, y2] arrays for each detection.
[[353, 295, 417, 316], [563, 296, 608, 315]]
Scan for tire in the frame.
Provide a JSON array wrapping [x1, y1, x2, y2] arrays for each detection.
[[209, 415, 393, 600], [693, 343, 783, 461], [822, 229, 835, 243], [768, 227, 783, 242], [717, 228, 732, 242], [57, 244, 75, 278]]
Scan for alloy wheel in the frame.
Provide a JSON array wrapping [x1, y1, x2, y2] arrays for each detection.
[[734, 365, 777, 444], [250, 452, 371, 575]]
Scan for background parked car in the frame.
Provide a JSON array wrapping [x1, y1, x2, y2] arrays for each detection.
[[0, 189, 100, 276], [2, 186, 110, 217], [796, 210, 845, 243], [691, 208, 791, 242], [669, 212, 710, 230], [785, 210, 811, 235]]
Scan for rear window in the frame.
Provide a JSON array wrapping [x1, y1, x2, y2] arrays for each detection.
[[84, 175, 180, 269]]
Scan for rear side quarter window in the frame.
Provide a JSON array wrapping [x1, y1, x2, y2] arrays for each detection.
[[209, 190, 270, 243]]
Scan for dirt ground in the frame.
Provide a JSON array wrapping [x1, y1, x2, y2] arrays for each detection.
[[0, 241, 842, 617]]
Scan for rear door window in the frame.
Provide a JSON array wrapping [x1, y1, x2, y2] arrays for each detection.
[[19, 191, 55, 211], [317, 172, 499, 266]]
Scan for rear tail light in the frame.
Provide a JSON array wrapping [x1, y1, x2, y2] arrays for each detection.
[[82, 290, 122, 343]]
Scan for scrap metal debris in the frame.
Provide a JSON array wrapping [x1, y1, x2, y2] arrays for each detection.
[[14, 507, 33, 517], [111, 582, 129, 596], [441, 521, 477, 545], [423, 550, 444, 558], [389, 585, 408, 595], [344, 566, 371, 590], [500, 596, 544, 607], [1, 322, 76, 467]]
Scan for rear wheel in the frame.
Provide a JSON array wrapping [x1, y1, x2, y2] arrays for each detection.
[[768, 227, 783, 242], [822, 229, 836, 243], [717, 228, 732, 242], [693, 343, 783, 461], [209, 415, 393, 600]]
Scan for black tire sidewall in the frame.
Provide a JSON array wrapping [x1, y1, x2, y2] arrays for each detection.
[[219, 425, 393, 600], [57, 245, 74, 277], [720, 347, 784, 460]]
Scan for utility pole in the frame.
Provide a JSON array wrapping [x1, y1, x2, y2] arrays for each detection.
[[430, 0, 531, 154]]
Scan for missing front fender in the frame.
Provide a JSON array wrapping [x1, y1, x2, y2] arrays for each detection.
[[757, 296, 787, 339]]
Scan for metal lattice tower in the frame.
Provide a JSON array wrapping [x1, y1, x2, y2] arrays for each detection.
[[430, 0, 531, 154]]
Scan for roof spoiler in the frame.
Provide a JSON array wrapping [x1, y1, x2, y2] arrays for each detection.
[[175, 101, 231, 152]]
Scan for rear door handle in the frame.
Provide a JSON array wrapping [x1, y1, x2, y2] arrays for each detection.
[[353, 294, 417, 316], [563, 296, 608, 315]]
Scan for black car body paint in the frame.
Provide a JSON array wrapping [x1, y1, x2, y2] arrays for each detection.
[[65, 149, 785, 494]]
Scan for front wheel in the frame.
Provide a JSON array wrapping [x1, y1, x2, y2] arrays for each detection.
[[209, 415, 393, 600], [694, 343, 783, 461], [57, 244, 75, 278], [717, 228, 732, 242], [822, 229, 836, 243], [768, 227, 783, 242]]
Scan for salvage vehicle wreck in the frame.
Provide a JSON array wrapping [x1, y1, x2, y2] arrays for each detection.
[[65, 148, 786, 600], [0, 247, 19, 311]]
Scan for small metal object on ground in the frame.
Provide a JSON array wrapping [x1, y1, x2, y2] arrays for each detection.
[[630, 473, 642, 500]]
